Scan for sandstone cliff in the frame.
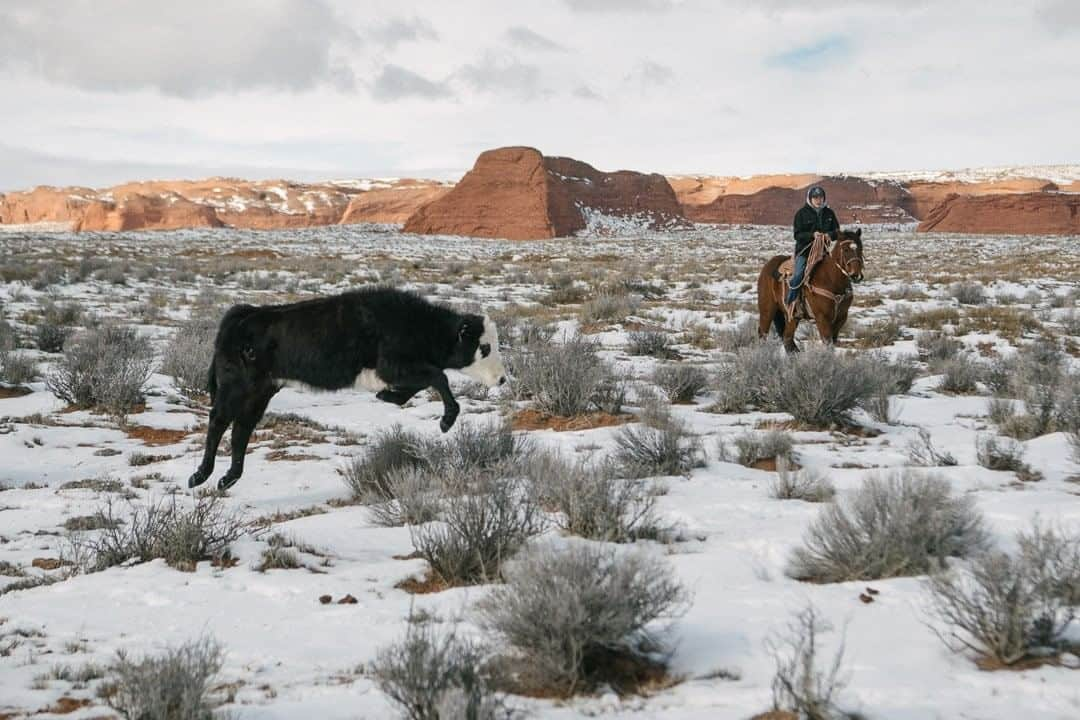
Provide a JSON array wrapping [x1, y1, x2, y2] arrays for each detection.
[[916, 193, 1080, 235], [0, 178, 445, 232], [403, 146, 687, 240]]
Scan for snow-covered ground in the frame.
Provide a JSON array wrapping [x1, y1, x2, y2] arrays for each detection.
[[860, 164, 1080, 186], [0, 224, 1078, 719]]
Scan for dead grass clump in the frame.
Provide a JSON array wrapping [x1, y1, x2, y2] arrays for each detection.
[[69, 496, 246, 572], [765, 605, 851, 720]]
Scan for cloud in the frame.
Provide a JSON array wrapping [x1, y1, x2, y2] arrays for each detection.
[[1036, 0, 1080, 32], [626, 60, 675, 90], [573, 85, 604, 101], [765, 36, 853, 70], [505, 26, 567, 52], [458, 53, 544, 99], [369, 16, 440, 50], [0, 0, 360, 97], [371, 64, 453, 101], [746, 0, 927, 10], [563, 0, 676, 11]]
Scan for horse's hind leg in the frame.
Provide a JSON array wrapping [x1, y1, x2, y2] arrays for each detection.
[[771, 310, 786, 339], [782, 315, 801, 353], [758, 291, 775, 339], [217, 387, 276, 491]]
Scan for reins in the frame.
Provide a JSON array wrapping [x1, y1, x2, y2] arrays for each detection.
[[803, 238, 861, 323]]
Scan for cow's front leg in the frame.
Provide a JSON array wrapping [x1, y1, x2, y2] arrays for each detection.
[[428, 372, 459, 432], [380, 361, 459, 432]]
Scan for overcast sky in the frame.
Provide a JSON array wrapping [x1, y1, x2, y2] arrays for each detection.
[[1, 0, 1077, 190]]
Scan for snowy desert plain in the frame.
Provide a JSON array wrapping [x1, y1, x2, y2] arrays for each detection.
[[0, 222, 1078, 719]]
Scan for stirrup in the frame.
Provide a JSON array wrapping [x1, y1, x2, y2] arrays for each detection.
[[786, 298, 803, 320]]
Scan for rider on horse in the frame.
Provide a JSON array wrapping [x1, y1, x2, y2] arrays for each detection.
[[787, 185, 839, 313]]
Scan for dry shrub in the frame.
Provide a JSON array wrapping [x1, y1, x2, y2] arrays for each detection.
[[788, 472, 988, 583], [478, 542, 688, 696]]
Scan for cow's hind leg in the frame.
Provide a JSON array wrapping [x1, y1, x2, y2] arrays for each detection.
[[189, 404, 233, 488], [189, 365, 239, 488], [376, 385, 424, 406], [217, 388, 276, 491]]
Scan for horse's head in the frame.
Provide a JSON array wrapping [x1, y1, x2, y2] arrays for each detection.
[[831, 228, 864, 283]]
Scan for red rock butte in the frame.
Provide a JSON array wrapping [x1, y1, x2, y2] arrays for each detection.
[[402, 146, 688, 240]]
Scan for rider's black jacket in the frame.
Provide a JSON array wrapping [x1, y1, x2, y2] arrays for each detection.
[[793, 204, 839, 255]]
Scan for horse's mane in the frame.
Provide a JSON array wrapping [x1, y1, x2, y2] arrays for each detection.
[[834, 228, 863, 248]]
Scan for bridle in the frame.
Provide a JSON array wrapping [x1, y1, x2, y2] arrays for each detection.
[[830, 238, 864, 283]]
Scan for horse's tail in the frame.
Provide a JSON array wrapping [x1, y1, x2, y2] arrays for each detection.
[[772, 309, 786, 337]]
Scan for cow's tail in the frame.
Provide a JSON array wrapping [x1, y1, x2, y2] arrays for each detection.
[[207, 354, 218, 403]]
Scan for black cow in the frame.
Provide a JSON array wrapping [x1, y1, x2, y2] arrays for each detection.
[[187, 287, 506, 491]]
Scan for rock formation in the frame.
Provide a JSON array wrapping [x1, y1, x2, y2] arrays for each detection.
[[403, 146, 687, 240], [0, 178, 447, 232], [916, 193, 1080, 235], [1, 163, 1077, 236], [339, 180, 452, 224]]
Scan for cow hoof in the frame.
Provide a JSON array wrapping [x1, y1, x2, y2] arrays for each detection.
[[217, 473, 241, 491], [188, 469, 209, 488]]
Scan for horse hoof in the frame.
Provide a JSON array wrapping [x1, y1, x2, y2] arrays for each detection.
[[217, 473, 240, 491], [188, 470, 208, 488]]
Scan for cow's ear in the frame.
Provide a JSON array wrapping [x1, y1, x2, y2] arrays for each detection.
[[458, 316, 479, 340]]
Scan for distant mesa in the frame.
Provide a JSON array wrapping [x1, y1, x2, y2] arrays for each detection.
[[0, 178, 451, 233], [669, 166, 1080, 235], [0, 157, 1077, 236], [402, 146, 689, 240], [916, 192, 1080, 235]]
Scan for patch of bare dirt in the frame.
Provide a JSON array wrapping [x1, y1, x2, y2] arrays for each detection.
[[512, 409, 633, 432], [395, 569, 449, 595], [124, 426, 190, 446], [264, 450, 322, 462]]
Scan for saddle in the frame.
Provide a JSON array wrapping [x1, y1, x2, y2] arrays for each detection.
[[782, 279, 814, 321], [777, 234, 831, 321]]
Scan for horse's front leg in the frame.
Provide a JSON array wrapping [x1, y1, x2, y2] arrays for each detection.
[[813, 310, 835, 347], [831, 303, 850, 344]]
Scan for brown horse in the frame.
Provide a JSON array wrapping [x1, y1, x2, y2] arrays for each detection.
[[757, 228, 865, 353]]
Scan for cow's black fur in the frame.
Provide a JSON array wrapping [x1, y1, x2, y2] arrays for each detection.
[[188, 287, 505, 491]]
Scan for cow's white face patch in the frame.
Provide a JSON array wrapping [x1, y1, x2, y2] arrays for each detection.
[[354, 368, 389, 392], [460, 316, 506, 388]]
